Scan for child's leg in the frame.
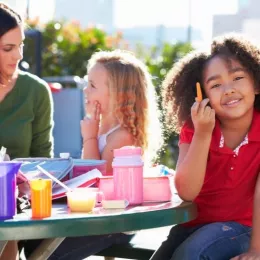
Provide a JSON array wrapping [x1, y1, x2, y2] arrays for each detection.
[[0, 241, 18, 260], [150, 224, 203, 260], [172, 222, 251, 260]]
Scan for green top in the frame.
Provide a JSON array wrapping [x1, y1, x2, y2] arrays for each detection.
[[0, 71, 54, 159]]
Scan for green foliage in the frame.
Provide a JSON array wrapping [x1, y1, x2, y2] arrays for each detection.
[[142, 42, 193, 168], [24, 20, 127, 77]]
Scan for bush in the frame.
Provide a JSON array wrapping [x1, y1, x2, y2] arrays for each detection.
[[24, 20, 128, 77], [142, 42, 193, 168]]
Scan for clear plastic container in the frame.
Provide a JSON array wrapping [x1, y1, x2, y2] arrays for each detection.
[[66, 188, 102, 212]]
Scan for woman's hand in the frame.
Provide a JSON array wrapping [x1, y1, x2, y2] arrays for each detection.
[[191, 98, 215, 135], [81, 101, 101, 141]]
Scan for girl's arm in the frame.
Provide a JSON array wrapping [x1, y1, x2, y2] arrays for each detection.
[[81, 129, 133, 173], [81, 101, 100, 160], [81, 138, 100, 160], [249, 172, 260, 252], [175, 98, 215, 201], [81, 100, 134, 173], [100, 129, 134, 174], [176, 134, 212, 201]]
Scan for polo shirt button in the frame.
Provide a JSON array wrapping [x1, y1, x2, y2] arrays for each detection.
[[233, 154, 236, 158], [230, 167, 234, 170]]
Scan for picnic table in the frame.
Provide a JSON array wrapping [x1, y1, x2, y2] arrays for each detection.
[[0, 195, 197, 260]]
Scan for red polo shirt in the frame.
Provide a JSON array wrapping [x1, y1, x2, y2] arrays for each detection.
[[179, 110, 260, 227]]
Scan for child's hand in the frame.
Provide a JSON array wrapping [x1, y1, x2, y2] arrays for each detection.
[[191, 98, 215, 135], [81, 101, 100, 141], [230, 251, 260, 260]]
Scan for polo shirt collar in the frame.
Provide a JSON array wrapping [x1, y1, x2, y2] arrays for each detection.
[[210, 109, 260, 152]]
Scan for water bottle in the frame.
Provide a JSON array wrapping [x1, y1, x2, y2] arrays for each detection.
[[112, 146, 144, 205]]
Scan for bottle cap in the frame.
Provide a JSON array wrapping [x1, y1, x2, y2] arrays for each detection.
[[113, 146, 142, 157], [60, 153, 70, 159]]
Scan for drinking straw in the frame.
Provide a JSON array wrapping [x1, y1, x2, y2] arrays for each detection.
[[36, 165, 72, 192]]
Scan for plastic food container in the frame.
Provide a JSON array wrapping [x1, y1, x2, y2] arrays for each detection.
[[67, 189, 97, 212], [72, 159, 107, 178], [98, 175, 174, 202], [112, 146, 144, 205]]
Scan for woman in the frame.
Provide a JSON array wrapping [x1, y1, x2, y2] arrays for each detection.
[[0, 3, 53, 259], [0, 3, 53, 160]]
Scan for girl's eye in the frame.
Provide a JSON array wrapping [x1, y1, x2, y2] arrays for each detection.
[[91, 83, 96, 89], [211, 84, 220, 89], [234, 76, 244, 81]]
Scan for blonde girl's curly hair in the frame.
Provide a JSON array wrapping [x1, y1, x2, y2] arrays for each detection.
[[87, 50, 163, 164]]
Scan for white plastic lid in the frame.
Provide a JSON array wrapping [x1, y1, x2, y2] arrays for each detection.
[[112, 155, 144, 167], [113, 146, 142, 157], [60, 153, 70, 159]]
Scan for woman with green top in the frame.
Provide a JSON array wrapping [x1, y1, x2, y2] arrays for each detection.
[[0, 3, 53, 160], [0, 3, 53, 259]]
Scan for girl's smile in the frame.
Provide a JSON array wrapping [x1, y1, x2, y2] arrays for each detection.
[[222, 97, 242, 107]]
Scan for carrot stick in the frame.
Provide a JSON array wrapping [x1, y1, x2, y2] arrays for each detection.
[[196, 82, 203, 102]]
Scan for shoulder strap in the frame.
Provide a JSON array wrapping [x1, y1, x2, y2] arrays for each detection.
[[105, 125, 121, 136]]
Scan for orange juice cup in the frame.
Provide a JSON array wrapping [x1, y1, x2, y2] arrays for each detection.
[[30, 179, 52, 219]]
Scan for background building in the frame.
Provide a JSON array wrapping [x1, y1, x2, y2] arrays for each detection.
[[213, 0, 260, 43]]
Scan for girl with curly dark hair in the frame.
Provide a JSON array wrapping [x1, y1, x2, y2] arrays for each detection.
[[151, 34, 260, 260]]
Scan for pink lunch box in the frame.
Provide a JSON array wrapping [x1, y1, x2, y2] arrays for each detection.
[[97, 175, 174, 202], [72, 159, 107, 178]]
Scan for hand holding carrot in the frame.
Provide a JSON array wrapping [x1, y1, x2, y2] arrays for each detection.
[[191, 96, 215, 135]]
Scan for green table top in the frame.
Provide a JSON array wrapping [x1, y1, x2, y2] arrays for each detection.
[[0, 196, 197, 241]]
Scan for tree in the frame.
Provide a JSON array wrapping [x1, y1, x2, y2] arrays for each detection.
[[23, 20, 127, 77], [143, 42, 193, 168]]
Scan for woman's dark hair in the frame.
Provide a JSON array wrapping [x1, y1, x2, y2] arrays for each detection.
[[0, 3, 22, 38], [162, 34, 260, 133]]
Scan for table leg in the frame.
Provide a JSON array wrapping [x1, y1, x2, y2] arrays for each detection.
[[28, 238, 65, 260], [0, 241, 7, 257]]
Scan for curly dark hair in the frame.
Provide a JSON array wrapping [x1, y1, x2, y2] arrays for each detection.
[[162, 34, 260, 133]]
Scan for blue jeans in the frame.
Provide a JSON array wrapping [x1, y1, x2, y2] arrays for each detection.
[[150, 222, 251, 260]]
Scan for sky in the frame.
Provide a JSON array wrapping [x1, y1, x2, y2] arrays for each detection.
[[114, 0, 238, 45], [10, 0, 239, 46], [114, 0, 238, 27]]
